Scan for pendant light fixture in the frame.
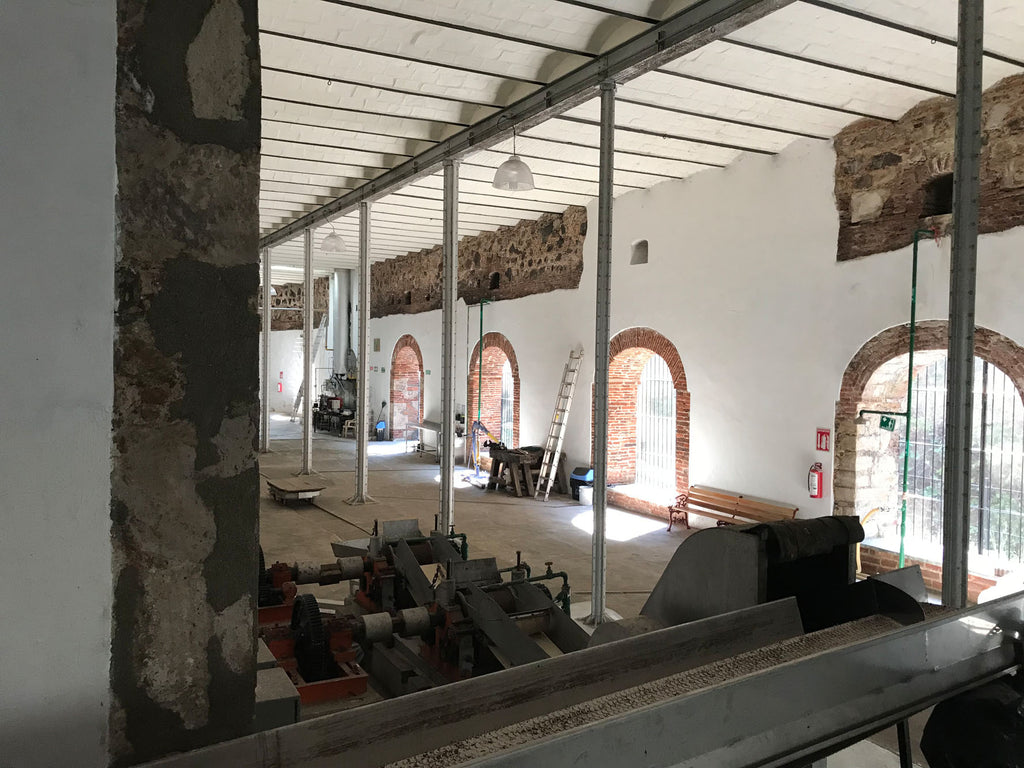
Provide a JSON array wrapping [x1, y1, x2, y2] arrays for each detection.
[[320, 219, 346, 254], [492, 125, 535, 192]]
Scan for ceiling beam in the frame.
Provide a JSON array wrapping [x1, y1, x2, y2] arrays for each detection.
[[259, 29, 548, 86], [720, 38, 954, 97], [800, 0, 1024, 70], [260, 0, 796, 249]]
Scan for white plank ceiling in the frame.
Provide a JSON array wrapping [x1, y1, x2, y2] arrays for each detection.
[[259, 0, 1024, 283]]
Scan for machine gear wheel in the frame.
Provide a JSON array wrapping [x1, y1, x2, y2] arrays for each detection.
[[291, 594, 331, 681]]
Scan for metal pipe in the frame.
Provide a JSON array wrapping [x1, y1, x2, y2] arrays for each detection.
[[333, 268, 350, 374], [301, 229, 314, 474], [978, 360, 989, 555], [473, 299, 488, 473], [943, 0, 984, 609], [439, 159, 459, 532], [588, 80, 616, 626], [857, 228, 934, 568], [261, 247, 271, 453], [347, 203, 375, 504], [528, 563, 572, 616]]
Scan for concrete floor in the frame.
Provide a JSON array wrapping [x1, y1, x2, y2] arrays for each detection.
[[259, 417, 925, 767]]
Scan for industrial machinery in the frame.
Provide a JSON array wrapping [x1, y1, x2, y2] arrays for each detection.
[[257, 519, 584, 703], [164, 517, 1024, 768]]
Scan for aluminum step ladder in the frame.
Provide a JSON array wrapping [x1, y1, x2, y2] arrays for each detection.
[[535, 347, 584, 501], [290, 315, 330, 422]]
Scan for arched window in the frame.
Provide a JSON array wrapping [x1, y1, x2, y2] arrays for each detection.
[[897, 354, 1024, 565], [635, 355, 676, 489], [500, 359, 514, 446]]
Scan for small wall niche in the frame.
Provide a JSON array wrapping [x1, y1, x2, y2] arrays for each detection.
[[630, 239, 649, 265], [403, 290, 412, 305], [489, 272, 501, 289], [921, 173, 954, 218]]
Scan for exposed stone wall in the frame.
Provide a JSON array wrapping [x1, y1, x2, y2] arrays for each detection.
[[110, 1, 261, 764], [389, 334, 423, 440], [597, 328, 690, 517], [259, 275, 328, 331], [371, 205, 587, 317], [834, 73, 1024, 261], [467, 332, 520, 465]]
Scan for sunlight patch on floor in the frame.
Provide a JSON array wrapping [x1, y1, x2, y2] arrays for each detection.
[[571, 507, 665, 542]]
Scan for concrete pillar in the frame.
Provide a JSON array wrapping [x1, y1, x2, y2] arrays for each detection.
[[108, 1, 261, 764]]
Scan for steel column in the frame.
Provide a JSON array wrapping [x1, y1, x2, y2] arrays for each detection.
[[942, 0, 985, 609], [439, 159, 459, 533], [348, 203, 375, 504], [260, 247, 271, 453], [587, 81, 616, 626], [301, 229, 314, 474]]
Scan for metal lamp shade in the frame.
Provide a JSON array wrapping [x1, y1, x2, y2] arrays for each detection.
[[492, 154, 535, 191], [320, 232, 346, 253]]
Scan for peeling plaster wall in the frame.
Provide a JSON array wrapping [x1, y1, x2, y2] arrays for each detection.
[[0, 2, 116, 766], [261, 275, 330, 330], [371, 206, 586, 317], [367, 136, 1024, 523], [835, 74, 1024, 261], [109, 1, 261, 765]]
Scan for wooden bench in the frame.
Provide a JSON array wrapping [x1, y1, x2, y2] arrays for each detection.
[[667, 485, 798, 532]]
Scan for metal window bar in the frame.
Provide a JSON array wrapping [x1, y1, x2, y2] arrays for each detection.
[[636, 355, 675, 490], [899, 354, 1024, 567], [500, 359, 514, 447]]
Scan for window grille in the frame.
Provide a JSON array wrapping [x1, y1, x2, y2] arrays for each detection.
[[636, 355, 675, 489], [500, 359, 514, 446], [899, 355, 1024, 565]]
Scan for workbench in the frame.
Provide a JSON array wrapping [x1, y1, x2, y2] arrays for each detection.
[[407, 420, 442, 459]]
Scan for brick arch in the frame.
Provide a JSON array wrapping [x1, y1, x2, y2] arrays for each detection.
[[833, 321, 1024, 601], [390, 334, 424, 440], [601, 327, 690, 518], [468, 332, 520, 449]]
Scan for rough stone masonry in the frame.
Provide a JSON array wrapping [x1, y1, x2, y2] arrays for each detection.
[[834, 73, 1024, 261], [110, 1, 261, 764], [371, 206, 587, 317]]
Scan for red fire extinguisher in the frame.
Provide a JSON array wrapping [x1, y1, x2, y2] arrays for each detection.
[[808, 462, 824, 499]]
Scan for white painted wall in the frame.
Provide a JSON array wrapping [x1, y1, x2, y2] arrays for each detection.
[[368, 138, 1024, 520], [266, 330, 332, 413], [0, 1, 115, 766]]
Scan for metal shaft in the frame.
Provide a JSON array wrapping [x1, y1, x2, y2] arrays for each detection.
[[439, 159, 459, 532], [588, 80, 616, 625], [301, 229, 314, 474], [261, 247, 271, 453], [348, 203, 375, 504], [942, 0, 984, 609]]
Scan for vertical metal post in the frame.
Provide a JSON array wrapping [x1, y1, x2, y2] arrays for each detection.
[[587, 80, 616, 626], [896, 719, 914, 768], [942, 0, 984, 608], [439, 159, 459, 533], [978, 360, 989, 554], [348, 203, 375, 504], [301, 229, 314, 474], [261, 247, 271, 453]]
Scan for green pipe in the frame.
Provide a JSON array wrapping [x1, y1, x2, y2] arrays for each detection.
[[858, 228, 934, 569], [528, 564, 572, 616]]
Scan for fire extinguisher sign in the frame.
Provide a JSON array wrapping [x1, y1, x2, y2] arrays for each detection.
[[816, 428, 831, 452]]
